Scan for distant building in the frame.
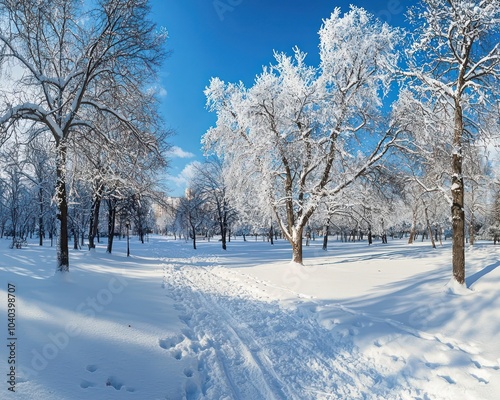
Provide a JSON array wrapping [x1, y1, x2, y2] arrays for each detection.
[[151, 196, 181, 234]]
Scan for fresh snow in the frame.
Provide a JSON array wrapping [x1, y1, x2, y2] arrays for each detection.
[[1, 236, 499, 399]]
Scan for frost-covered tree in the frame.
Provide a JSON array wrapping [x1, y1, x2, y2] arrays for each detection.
[[192, 158, 236, 250], [487, 186, 500, 244], [24, 134, 55, 246], [177, 188, 208, 250], [203, 7, 402, 264], [0, 141, 33, 247], [463, 146, 492, 245], [406, 0, 500, 284], [0, 0, 167, 271]]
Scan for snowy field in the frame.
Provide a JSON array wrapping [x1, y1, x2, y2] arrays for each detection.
[[1, 235, 499, 400]]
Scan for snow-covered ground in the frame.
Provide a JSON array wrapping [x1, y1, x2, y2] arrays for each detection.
[[1, 235, 499, 399]]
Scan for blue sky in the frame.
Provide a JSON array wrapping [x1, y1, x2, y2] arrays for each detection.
[[150, 0, 409, 196]]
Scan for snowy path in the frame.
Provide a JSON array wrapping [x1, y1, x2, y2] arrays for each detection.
[[152, 240, 500, 400], [158, 255, 423, 399]]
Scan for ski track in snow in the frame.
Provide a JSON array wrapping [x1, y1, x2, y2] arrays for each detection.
[[157, 252, 423, 399]]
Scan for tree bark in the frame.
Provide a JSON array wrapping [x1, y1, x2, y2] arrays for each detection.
[[88, 187, 103, 250], [106, 199, 116, 254], [291, 227, 303, 264], [408, 210, 417, 244], [55, 143, 69, 272], [220, 220, 227, 250], [322, 224, 329, 251], [469, 212, 475, 246], [191, 224, 196, 250], [452, 100, 465, 285], [38, 186, 44, 246], [424, 206, 436, 249], [73, 228, 79, 250]]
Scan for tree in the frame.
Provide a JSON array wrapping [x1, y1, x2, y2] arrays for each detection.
[[0, 139, 34, 247], [488, 186, 500, 244], [0, 0, 168, 271], [406, 0, 500, 284], [204, 7, 402, 264], [192, 158, 236, 250], [24, 135, 55, 246], [177, 188, 207, 250]]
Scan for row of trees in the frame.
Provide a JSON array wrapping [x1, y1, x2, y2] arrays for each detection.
[[0, 128, 161, 251], [166, 156, 500, 251], [0, 0, 169, 271], [201, 1, 500, 285]]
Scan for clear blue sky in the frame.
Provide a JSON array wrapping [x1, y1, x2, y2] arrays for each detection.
[[150, 0, 409, 195]]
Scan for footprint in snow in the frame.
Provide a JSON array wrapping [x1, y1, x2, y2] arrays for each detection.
[[159, 335, 184, 350], [439, 375, 456, 385], [106, 376, 123, 390], [80, 380, 96, 389], [172, 349, 183, 360], [184, 380, 201, 400], [469, 368, 490, 384], [86, 364, 98, 373]]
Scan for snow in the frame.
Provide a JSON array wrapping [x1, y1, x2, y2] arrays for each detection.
[[1, 236, 499, 399]]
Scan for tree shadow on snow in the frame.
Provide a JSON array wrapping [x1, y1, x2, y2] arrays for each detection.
[[466, 261, 500, 288]]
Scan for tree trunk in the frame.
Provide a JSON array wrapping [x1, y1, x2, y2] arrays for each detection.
[[452, 100, 465, 285], [381, 219, 387, 244], [38, 187, 44, 246], [73, 228, 79, 250], [469, 212, 475, 246], [106, 199, 116, 254], [191, 224, 196, 250], [408, 210, 417, 244], [322, 224, 329, 251], [221, 222, 227, 250], [88, 189, 102, 250], [424, 206, 436, 249], [291, 227, 303, 264], [55, 143, 69, 272]]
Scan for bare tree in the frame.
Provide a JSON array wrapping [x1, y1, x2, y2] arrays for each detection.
[[0, 0, 168, 271], [192, 158, 236, 250], [0, 141, 33, 247], [177, 188, 208, 250], [24, 134, 55, 246]]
